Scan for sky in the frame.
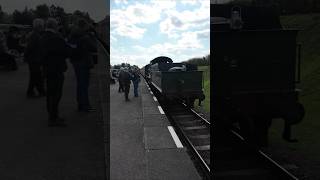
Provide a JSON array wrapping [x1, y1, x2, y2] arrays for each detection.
[[212, 0, 233, 3], [110, 0, 210, 68], [0, 0, 109, 22]]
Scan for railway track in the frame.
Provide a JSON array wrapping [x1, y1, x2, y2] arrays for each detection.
[[215, 125, 300, 180], [148, 82, 211, 180], [145, 79, 299, 180]]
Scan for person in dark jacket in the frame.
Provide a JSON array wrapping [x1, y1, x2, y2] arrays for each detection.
[[119, 67, 133, 101], [40, 18, 69, 126], [24, 18, 46, 98], [118, 67, 124, 92], [6, 26, 21, 53], [131, 67, 140, 97], [0, 31, 17, 71], [68, 18, 97, 112]]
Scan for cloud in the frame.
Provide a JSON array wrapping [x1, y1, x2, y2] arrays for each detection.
[[181, 0, 199, 5], [159, 0, 210, 38], [114, 0, 128, 4], [110, 35, 117, 42], [110, 0, 210, 67], [111, 0, 176, 39], [111, 46, 209, 68], [111, 29, 208, 67], [196, 29, 210, 39]]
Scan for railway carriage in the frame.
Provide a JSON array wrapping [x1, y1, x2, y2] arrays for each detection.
[[212, 4, 305, 146]]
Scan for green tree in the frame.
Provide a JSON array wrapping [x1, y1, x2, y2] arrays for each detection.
[[0, 6, 4, 23], [34, 4, 50, 19], [12, 10, 23, 24], [21, 7, 34, 25], [12, 7, 34, 25], [50, 5, 68, 28], [72, 10, 95, 24]]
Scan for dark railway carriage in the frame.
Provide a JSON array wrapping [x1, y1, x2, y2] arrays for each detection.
[[212, 4, 305, 146], [147, 56, 205, 107]]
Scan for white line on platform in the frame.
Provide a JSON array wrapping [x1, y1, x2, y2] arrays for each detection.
[[168, 126, 183, 148], [158, 106, 165, 114], [153, 96, 158, 101], [150, 91, 153, 95]]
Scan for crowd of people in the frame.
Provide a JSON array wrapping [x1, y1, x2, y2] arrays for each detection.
[[116, 65, 141, 102], [1, 17, 99, 127], [0, 26, 27, 70]]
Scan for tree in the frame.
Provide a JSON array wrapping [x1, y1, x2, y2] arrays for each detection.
[[72, 10, 95, 24], [21, 7, 34, 25], [34, 4, 50, 19], [184, 55, 210, 66], [12, 10, 23, 24], [49, 5, 68, 28], [12, 8, 34, 25], [0, 6, 4, 23]]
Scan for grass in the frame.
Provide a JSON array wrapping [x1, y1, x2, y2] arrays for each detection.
[[194, 65, 210, 113], [268, 13, 320, 174]]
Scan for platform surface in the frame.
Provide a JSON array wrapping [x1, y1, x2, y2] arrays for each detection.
[[110, 78, 201, 180], [0, 56, 106, 179]]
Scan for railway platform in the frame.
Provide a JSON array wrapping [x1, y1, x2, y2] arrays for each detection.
[[0, 53, 107, 179], [110, 78, 201, 180]]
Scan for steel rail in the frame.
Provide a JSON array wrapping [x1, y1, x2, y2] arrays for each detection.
[[150, 87, 211, 178], [170, 115, 211, 173], [181, 102, 211, 126], [230, 129, 299, 180]]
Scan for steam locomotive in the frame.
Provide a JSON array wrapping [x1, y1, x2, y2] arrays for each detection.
[[212, 4, 305, 146], [142, 56, 205, 108]]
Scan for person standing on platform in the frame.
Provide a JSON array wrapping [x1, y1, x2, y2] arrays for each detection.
[[24, 18, 46, 98], [118, 67, 125, 93], [68, 18, 97, 112], [6, 26, 22, 54], [131, 67, 140, 97], [119, 67, 133, 101], [40, 18, 69, 127], [0, 31, 17, 71]]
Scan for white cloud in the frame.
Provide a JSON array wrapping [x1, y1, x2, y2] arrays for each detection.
[[110, 35, 117, 42], [195, 29, 210, 39], [111, 46, 209, 68], [110, 0, 210, 67], [181, 0, 198, 5], [159, 0, 210, 38], [114, 0, 128, 4], [110, 29, 208, 67], [111, 1, 176, 39]]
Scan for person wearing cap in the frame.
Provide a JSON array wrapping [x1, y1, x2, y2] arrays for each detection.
[[40, 18, 69, 127], [24, 18, 46, 98]]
